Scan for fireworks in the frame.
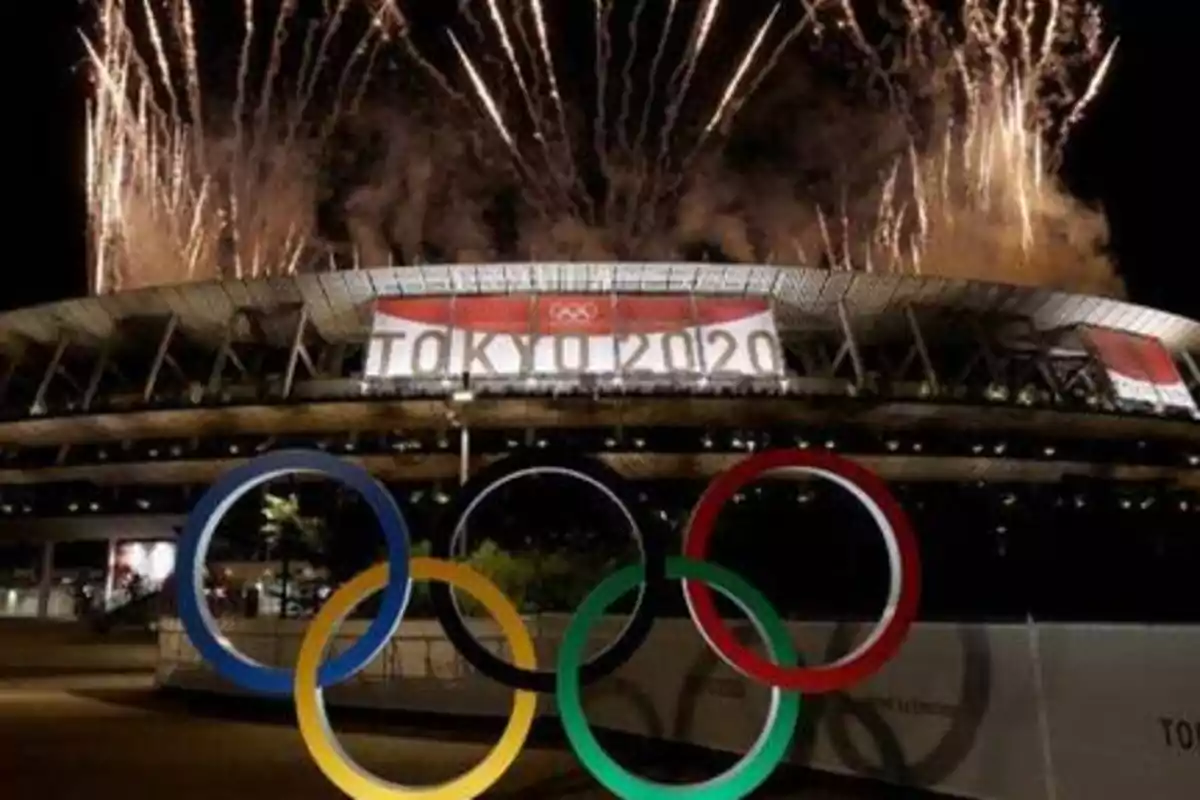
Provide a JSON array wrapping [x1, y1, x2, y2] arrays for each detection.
[[83, 0, 1120, 295]]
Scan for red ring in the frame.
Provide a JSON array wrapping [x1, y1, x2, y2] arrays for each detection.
[[681, 449, 921, 693]]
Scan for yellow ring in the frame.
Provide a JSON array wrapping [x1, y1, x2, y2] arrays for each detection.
[[293, 557, 538, 799]]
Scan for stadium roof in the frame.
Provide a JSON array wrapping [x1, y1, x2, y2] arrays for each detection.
[[2, 264, 1198, 352]]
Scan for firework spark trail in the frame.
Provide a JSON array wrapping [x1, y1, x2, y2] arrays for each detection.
[[651, 0, 784, 219], [291, 0, 354, 144], [177, 0, 204, 165], [835, 0, 1113, 287], [509, 0, 544, 106], [372, 1, 467, 105], [529, 0, 584, 210], [252, 0, 299, 153], [649, 0, 723, 212], [624, 0, 683, 224], [478, 0, 575, 205], [729, 0, 822, 125], [448, 31, 511, 148], [632, 0, 680, 160], [591, 0, 616, 221], [615, 0, 652, 158], [84, 0, 393, 291], [701, 4, 780, 140], [230, 0, 257, 278]]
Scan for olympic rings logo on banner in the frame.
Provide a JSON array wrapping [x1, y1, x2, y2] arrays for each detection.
[[175, 448, 921, 800]]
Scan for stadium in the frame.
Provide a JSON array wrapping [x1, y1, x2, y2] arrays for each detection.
[[0, 262, 1197, 800]]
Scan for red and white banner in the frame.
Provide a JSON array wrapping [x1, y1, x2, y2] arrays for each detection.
[[1081, 326, 1198, 413], [365, 294, 783, 380]]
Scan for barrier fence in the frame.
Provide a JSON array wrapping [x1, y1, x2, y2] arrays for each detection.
[[156, 615, 1198, 800]]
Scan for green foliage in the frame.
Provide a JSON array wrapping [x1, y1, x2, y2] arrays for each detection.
[[462, 539, 535, 615], [260, 492, 325, 561], [260, 492, 326, 618]]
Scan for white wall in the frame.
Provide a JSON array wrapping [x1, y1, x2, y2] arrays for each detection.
[[156, 616, 1200, 800], [0, 587, 74, 618]]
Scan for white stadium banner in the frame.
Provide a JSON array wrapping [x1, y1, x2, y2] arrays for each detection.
[[364, 294, 784, 380]]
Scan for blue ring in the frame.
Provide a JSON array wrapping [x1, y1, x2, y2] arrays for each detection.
[[175, 450, 412, 695]]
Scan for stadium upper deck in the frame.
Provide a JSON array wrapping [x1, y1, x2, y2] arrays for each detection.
[[0, 265, 1195, 446]]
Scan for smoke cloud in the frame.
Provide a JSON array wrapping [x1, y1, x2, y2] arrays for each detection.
[[86, 0, 1123, 297]]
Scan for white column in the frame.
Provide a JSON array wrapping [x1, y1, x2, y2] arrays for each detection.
[[36, 540, 55, 618], [459, 424, 471, 486], [104, 537, 119, 610]]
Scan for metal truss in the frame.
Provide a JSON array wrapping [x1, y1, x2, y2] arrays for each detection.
[[1, 295, 1197, 426]]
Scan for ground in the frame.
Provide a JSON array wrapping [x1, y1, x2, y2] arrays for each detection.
[[0, 620, 938, 799]]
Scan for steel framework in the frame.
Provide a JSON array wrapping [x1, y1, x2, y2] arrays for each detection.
[[2, 265, 1196, 425]]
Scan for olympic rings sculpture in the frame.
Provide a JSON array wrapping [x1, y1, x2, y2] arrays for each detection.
[[176, 447, 921, 799]]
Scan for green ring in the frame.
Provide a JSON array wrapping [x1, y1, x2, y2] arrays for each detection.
[[556, 556, 802, 800]]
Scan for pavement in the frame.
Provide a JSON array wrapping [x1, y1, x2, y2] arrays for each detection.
[[0, 620, 939, 799]]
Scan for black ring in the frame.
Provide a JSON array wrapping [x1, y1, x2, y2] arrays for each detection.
[[429, 450, 667, 693]]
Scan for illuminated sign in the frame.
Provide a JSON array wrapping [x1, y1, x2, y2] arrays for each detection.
[[364, 294, 783, 381], [1080, 327, 1198, 414]]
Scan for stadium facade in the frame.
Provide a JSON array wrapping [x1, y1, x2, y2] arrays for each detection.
[[1, 263, 1198, 799]]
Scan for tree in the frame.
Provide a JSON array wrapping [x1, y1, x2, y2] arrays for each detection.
[[464, 540, 536, 614], [260, 492, 324, 619]]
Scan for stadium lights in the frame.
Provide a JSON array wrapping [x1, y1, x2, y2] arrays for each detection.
[[452, 389, 475, 403], [886, 439, 900, 451], [1188, 455, 1199, 466]]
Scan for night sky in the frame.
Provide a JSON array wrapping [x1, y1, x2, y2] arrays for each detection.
[[16, 2, 1196, 321]]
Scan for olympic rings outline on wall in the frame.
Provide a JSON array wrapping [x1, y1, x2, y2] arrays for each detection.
[[176, 448, 922, 799]]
